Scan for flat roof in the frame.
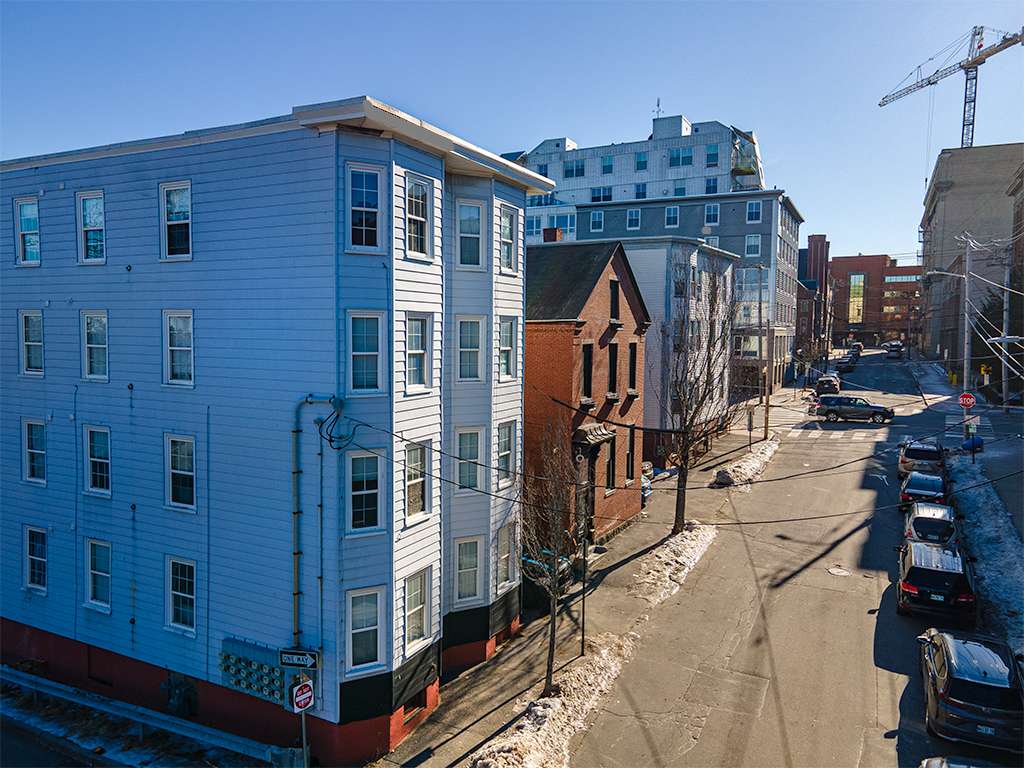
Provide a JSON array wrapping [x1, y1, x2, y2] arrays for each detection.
[[566, 235, 740, 261]]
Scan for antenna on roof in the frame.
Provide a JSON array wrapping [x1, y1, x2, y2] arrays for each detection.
[[652, 98, 663, 119]]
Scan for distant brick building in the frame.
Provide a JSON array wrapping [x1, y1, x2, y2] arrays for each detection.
[[829, 254, 922, 347], [524, 241, 650, 542], [797, 234, 833, 368]]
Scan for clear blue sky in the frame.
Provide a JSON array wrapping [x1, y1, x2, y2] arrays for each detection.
[[2, 1, 1021, 259]]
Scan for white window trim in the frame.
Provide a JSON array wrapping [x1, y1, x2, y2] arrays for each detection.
[[14, 196, 40, 266], [704, 203, 720, 227], [626, 208, 641, 231], [85, 538, 112, 613], [25, 526, 47, 594], [456, 316, 486, 383], [453, 536, 484, 606], [496, 524, 516, 594], [346, 450, 384, 535], [404, 441, 430, 523], [404, 312, 432, 394], [22, 418, 46, 486], [165, 434, 197, 512], [404, 567, 432, 655], [346, 586, 386, 675], [165, 555, 197, 636], [706, 143, 720, 168], [496, 420, 516, 489], [346, 163, 387, 255], [347, 310, 386, 396], [80, 310, 108, 382], [404, 174, 433, 261], [706, 236, 719, 247], [497, 316, 517, 382], [746, 200, 762, 224], [163, 310, 194, 387], [456, 199, 486, 271], [83, 424, 112, 497], [665, 205, 680, 229], [76, 190, 106, 264], [455, 427, 485, 494], [499, 205, 519, 273], [745, 234, 762, 258], [19, 309, 43, 377], [159, 181, 192, 261], [590, 210, 604, 233]]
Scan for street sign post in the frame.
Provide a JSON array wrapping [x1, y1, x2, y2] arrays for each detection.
[[280, 649, 319, 670], [958, 392, 976, 409], [290, 677, 315, 768], [746, 407, 755, 451]]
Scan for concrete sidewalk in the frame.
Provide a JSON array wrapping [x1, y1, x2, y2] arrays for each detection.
[[378, 430, 765, 768]]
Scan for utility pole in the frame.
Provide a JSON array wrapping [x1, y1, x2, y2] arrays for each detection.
[[764, 316, 773, 440], [1002, 258, 1011, 413], [757, 266, 765, 405], [961, 237, 972, 437]]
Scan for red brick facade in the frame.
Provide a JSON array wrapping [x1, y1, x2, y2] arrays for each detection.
[[830, 254, 922, 346]]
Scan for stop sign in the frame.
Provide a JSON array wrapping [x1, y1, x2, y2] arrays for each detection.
[[959, 392, 976, 409], [291, 679, 315, 713]]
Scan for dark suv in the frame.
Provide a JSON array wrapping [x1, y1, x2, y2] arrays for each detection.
[[815, 395, 894, 423], [918, 628, 1024, 753], [895, 541, 976, 626]]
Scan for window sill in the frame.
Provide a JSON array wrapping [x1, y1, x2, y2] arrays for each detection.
[[82, 377, 109, 384], [164, 504, 198, 515], [453, 486, 481, 498], [15, 262, 41, 268], [403, 513, 430, 529], [497, 375, 518, 385], [456, 378, 485, 385], [23, 478, 46, 488], [162, 382, 195, 390], [24, 586, 47, 597], [78, 259, 107, 266], [625, 478, 635, 487], [455, 263, 487, 272], [405, 252, 434, 264], [404, 386, 433, 397], [345, 248, 386, 258], [159, 255, 193, 263], [83, 489, 112, 500], [83, 602, 111, 615], [604, 488, 616, 497], [496, 580, 517, 597], [452, 596, 484, 610], [606, 392, 620, 402], [579, 397, 596, 410], [345, 662, 386, 680], [344, 527, 388, 540], [346, 390, 387, 399], [20, 372, 44, 379], [405, 636, 433, 658], [498, 268, 520, 278], [609, 320, 623, 329], [164, 625, 197, 639], [626, 388, 639, 398]]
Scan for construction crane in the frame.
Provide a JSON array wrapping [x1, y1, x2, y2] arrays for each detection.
[[879, 25, 1024, 148]]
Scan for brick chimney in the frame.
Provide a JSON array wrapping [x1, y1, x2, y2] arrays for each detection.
[[542, 227, 563, 242]]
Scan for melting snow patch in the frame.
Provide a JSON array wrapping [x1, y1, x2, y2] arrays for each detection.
[[629, 521, 717, 606], [948, 456, 1024, 655], [713, 436, 780, 490]]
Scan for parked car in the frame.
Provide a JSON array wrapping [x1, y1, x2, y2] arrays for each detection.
[[918, 628, 1024, 753], [895, 542, 977, 626], [904, 503, 961, 546], [815, 395, 894, 423], [898, 440, 946, 477], [900, 471, 947, 509], [815, 374, 841, 395], [836, 357, 857, 373]]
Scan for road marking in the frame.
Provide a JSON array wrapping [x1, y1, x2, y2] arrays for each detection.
[[807, 430, 822, 439]]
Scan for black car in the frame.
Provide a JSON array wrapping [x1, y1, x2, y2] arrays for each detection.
[[815, 374, 841, 395], [918, 628, 1024, 753], [900, 471, 946, 509], [814, 395, 894, 423], [895, 541, 976, 626]]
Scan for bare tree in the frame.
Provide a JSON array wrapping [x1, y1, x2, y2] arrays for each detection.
[[658, 260, 744, 533], [519, 415, 577, 697]]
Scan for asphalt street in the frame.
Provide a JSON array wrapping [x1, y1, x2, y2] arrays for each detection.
[[570, 351, 1022, 768]]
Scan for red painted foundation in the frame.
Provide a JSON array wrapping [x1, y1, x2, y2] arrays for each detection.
[[1, 619, 438, 766], [441, 615, 521, 677]]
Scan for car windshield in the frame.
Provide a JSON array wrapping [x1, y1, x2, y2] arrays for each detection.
[[909, 475, 944, 493], [912, 518, 954, 541], [905, 567, 961, 591], [948, 679, 1023, 711], [906, 447, 941, 460]]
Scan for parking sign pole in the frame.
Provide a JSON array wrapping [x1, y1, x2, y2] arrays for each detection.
[[301, 709, 309, 768], [961, 239, 972, 439]]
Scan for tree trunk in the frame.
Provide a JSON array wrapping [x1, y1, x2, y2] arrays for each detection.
[[544, 588, 557, 696], [672, 461, 688, 533]]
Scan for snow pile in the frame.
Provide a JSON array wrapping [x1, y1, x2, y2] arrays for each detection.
[[629, 521, 717, 605], [713, 436, 780, 489], [470, 630, 639, 768], [948, 457, 1024, 654]]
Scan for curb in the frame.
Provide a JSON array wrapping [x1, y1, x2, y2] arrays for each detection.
[[0, 713, 129, 767]]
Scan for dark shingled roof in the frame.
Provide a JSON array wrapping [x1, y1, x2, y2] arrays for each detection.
[[526, 241, 649, 323]]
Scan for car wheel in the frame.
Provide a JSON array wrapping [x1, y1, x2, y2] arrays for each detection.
[[825, 411, 839, 422], [871, 413, 885, 424]]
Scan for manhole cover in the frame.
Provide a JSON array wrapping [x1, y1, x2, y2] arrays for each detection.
[[827, 566, 852, 577]]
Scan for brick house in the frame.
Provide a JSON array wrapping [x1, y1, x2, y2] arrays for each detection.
[[524, 241, 650, 542]]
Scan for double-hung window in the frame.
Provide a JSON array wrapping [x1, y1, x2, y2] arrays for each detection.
[[674, 183, 686, 197], [500, 206, 517, 271], [635, 183, 647, 200], [455, 538, 481, 601], [610, 280, 620, 321], [705, 177, 718, 194], [581, 343, 593, 399], [746, 200, 762, 223], [77, 192, 105, 263], [87, 539, 112, 609], [591, 210, 604, 232], [563, 159, 585, 178], [168, 557, 196, 631], [608, 343, 618, 393], [705, 236, 719, 247], [457, 201, 483, 267], [605, 436, 617, 490], [406, 315, 429, 389], [349, 166, 383, 252], [601, 155, 613, 174], [496, 525, 513, 588], [405, 443, 427, 518], [665, 205, 680, 228], [405, 569, 429, 645], [546, 213, 576, 237], [349, 453, 380, 530], [26, 527, 46, 591], [20, 310, 43, 375], [628, 343, 638, 391], [166, 435, 196, 509], [348, 588, 383, 669], [537, 163, 548, 177], [627, 209, 641, 231], [497, 421, 515, 486], [15, 197, 40, 265], [635, 152, 647, 171], [23, 420, 45, 484], [498, 317, 516, 379], [350, 313, 383, 393], [525, 215, 541, 238], [457, 429, 481, 490], [706, 143, 719, 167], [458, 318, 482, 381], [745, 234, 762, 258], [405, 177, 430, 258], [591, 186, 612, 203], [626, 427, 636, 481], [164, 310, 193, 385], [85, 425, 111, 495], [160, 181, 191, 260], [81, 310, 108, 381], [704, 203, 720, 226]]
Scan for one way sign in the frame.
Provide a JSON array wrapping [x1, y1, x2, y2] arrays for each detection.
[[279, 649, 320, 669]]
